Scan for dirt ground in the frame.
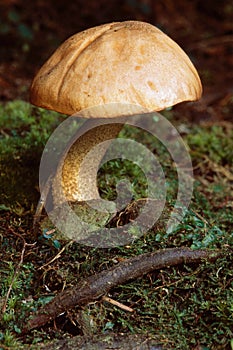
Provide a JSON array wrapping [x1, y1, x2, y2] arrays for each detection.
[[0, 0, 232, 123]]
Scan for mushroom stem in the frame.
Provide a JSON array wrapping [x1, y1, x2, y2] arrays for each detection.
[[30, 20, 203, 215], [53, 122, 123, 204]]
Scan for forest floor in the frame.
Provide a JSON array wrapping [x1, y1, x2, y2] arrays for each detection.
[[0, 1, 232, 349]]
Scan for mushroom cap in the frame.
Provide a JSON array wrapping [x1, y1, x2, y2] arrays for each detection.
[[30, 21, 202, 116]]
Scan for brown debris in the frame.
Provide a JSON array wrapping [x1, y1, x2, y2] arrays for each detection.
[[23, 247, 220, 332]]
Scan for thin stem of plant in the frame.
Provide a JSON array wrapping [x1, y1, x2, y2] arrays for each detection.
[[102, 296, 134, 312], [38, 240, 74, 270], [1, 230, 36, 315]]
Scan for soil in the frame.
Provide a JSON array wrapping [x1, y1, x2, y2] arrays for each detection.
[[0, 0, 232, 123]]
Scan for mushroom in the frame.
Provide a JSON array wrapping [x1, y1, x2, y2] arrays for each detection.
[[30, 20, 202, 212]]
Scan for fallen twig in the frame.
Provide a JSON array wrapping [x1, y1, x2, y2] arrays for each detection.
[[38, 240, 74, 270], [23, 247, 221, 333], [102, 296, 134, 312]]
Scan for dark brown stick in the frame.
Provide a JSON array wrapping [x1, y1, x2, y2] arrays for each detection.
[[24, 247, 220, 332]]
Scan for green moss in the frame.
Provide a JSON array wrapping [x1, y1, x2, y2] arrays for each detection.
[[0, 100, 64, 212], [0, 101, 232, 349], [186, 125, 233, 165]]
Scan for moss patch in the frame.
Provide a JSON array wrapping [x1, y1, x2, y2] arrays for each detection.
[[0, 101, 232, 349]]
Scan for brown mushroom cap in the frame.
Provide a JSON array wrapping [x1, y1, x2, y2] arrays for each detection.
[[30, 21, 202, 116]]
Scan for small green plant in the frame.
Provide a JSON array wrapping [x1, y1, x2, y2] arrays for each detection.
[[0, 329, 23, 349], [0, 260, 35, 349]]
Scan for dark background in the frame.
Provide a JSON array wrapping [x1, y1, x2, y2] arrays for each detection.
[[0, 0, 232, 122]]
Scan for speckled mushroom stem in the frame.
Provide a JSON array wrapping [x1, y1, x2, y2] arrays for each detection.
[[52, 122, 123, 204]]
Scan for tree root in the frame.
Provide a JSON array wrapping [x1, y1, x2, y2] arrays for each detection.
[[23, 247, 221, 333]]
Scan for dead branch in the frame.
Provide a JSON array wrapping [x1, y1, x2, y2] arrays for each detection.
[[23, 247, 221, 333], [102, 296, 134, 312]]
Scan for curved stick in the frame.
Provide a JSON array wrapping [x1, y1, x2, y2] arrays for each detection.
[[23, 247, 220, 332]]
